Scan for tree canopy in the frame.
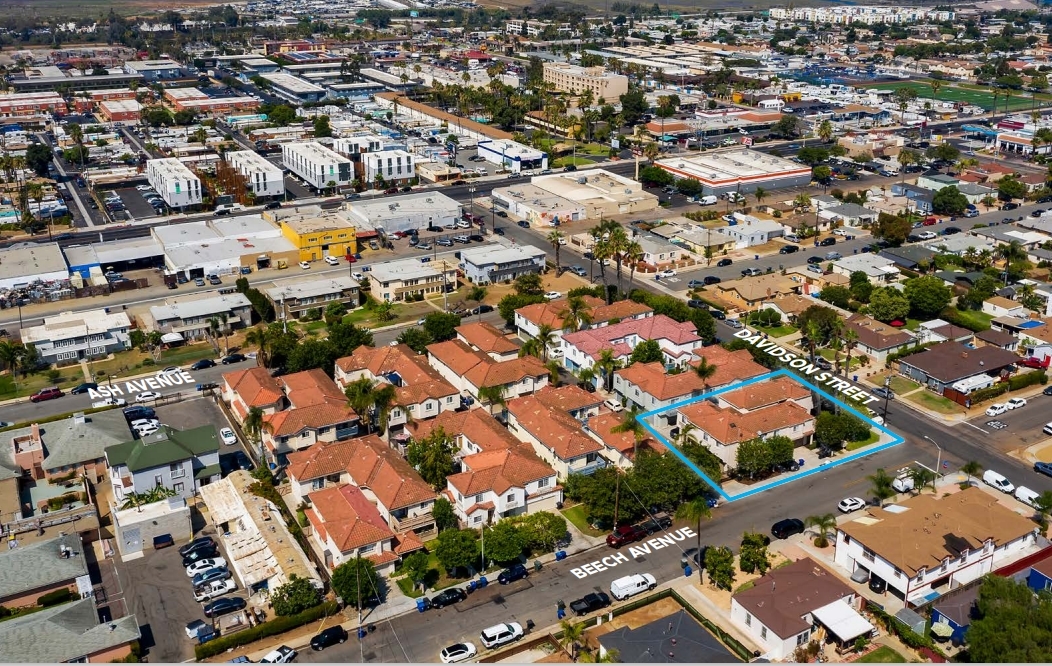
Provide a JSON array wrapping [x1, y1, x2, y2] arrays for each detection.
[[968, 575, 1052, 662]]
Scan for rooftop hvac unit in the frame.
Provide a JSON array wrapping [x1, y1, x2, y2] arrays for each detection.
[[577, 177, 587, 184]]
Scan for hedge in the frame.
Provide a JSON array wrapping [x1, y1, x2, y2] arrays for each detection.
[[884, 342, 938, 367], [1010, 370, 1048, 390], [38, 588, 75, 607], [194, 601, 339, 660], [939, 306, 990, 332], [969, 383, 1009, 405]]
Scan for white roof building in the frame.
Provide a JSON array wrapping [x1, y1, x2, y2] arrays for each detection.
[[0, 242, 68, 289]]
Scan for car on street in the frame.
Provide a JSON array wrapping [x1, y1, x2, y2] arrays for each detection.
[[806, 256, 823, 265], [220, 428, 237, 446], [656, 269, 676, 278], [943, 226, 961, 235], [324, 256, 339, 266], [544, 291, 561, 300], [30, 387, 63, 403], [606, 524, 648, 548], [298, 261, 310, 269], [1007, 397, 1027, 410], [195, 278, 205, 287], [497, 563, 529, 584], [604, 398, 623, 412], [838, 497, 866, 513], [917, 231, 937, 240], [186, 557, 228, 577], [570, 592, 611, 616], [71, 382, 98, 394], [179, 536, 216, 557], [716, 258, 733, 267], [771, 518, 805, 540], [703, 275, 721, 285], [92, 397, 127, 408], [687, 279, 705, 288], [986, 403, 1009, 416], [439, 643, 478, 664], [687, 299, 706, 309], [191, 358, 216, 370], [429, 588, 467, 609], [259, 646, 297, 663], [871, 386, 893, 400], [639, 511, 673, 534], [310, 626, 348, 651], [779, 245, 799, 254], [568, 266, 587, 277], [819, 237, 836, 246], [1034, 461, 1052, 478], [479, 622, 524, 649], [741, 268, 763, 277], [135, 391, 162, 403], [203, 595, 247, 618], [222, 353, 246, 364]]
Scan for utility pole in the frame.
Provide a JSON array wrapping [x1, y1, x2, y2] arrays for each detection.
[[882, 375, 892, 423], [923, 435, 943, 488]]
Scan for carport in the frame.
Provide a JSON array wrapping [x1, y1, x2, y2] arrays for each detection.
[[812, 599, 874, 650]]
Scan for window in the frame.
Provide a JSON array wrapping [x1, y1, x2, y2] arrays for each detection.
[[475, 494, 484, 503], [154, 474, 163, 486], [862, 548, 875, 562], [745, 614, 752, 627], [538, 477, 549, 488], [472, 515, 482, 524], [312, 478, 324, 490], [797, 631, 809, 646], [760, 627, 768, 640], [170, 463, 185, 479], [506, 493, 515, 502], [173, 482, 184, 493]]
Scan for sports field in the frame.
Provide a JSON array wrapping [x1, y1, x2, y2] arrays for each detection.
[[856, 80, 1050, 112]]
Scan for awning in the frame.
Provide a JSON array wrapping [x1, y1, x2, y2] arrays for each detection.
[[160, 332, 184, 343], [812, 599, 874, 643], [356, 230, 379, 239]]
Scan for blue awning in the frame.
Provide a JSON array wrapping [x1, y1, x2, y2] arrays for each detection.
[[961, 125, 998, 137]]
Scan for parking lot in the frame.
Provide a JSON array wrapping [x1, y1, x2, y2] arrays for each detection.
[[967, 393, 1052, 452]]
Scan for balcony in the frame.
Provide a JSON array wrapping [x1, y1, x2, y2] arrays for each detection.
[[391, 511, 436, 537], [335, 425, 360, 440]]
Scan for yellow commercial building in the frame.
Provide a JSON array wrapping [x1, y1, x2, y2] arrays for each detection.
[[279, 216, 357, 262]]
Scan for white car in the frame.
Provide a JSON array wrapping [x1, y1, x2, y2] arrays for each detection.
[[220, 428, 237, 446], [193, 578, 236, 603], [917, 231, 937, 241], [352, 272, 364, 281], [135, 184, 153, 191], [833, 228, 850, 236], [135, 424, 160, 437], [324, 255, 339, 266], [135, 391, 162, 403], [544, 291, 561, 300], [440, 643, 478, 664], [299, 261, 310, 269], [657, 269, 677, 278], [838, 497, 866, 513], [157, 366, 181, 378], [186, 557, 227, 577], [479, 622, 524, 649], [185, 619, 210, 640], [604, 398, 623, 412], [92, 397, 127, 408], [259, 646, 297, 664], [1006, 397, 1027, 410], [130, 418, 160, 429], [986, 403, 1009, 416]]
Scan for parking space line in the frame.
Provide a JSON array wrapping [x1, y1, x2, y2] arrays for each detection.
[[963, 421, 989, 435]]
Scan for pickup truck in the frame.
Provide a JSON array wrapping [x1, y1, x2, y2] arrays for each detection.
[[569, 592, 611, 616], [606, 525, 648, 548], [194, 578, 237, 602]]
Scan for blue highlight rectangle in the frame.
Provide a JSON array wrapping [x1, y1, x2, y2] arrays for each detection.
[[635, 368, 905, 502]]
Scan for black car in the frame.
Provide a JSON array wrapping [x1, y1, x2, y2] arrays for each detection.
[[518, 220, 529, 228], [1002, 202, 1020, 210], [716, 258, 733, 267], [771, 518, 805, 540], [779, 245, 799, 254], [497, 563, 529, 585], [709, 309, 726, 321], [703, 275, 721, 285], [687, 299, 706, 309], [310, 626, 348, 651], [494, 227, 505, 236], [906, 234, 922, 243], [221, 353, 246, 364], [942, 226, 961, 235], [429, 588, 467, 609], [819, 237, 836, 247], [204, 596, 247, 618], [470, 304, 495, 315], [122, 406, 156, 422], [569, 592, 611, 616], [495, 210, 508, 218], [71, 382, 98, 394], [182, 546, 220, 567], [564, 164, 577, 172], [1044, 385, 1052, 396], [191, 359, 216, 370], [264, 201, 282, 210], [869, 575, 887, 594], [179, 536, 216, 557], [806, 256, 823, 265]]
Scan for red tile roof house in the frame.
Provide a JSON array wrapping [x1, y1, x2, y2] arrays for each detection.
[[304, 484, 424, 576], [677, 378, 816, 470], [513, 295, 653, 358], [407, 408, 524, 458], [505, 390, 607, 478], [334, 344, 459, 442], [286, 434, 439, 538], [260, 369, 360, 464], [456, 321, 521, 362], [586, 411, 666, 468], [561, 314, 704, 380], [222, 366, 286, 422], [446, 447, 561, 526], [426, 339, 549, 411]]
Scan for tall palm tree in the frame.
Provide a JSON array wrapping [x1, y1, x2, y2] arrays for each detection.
[[244, 406, 265, 468], [624, 240, 643, 291], [558, 620, 586, 661], [545, 359, 561, 386], [868, 468, 896, 507], [560, 296, 593, 333], [0, 339, 21, 373], [611, 407, 646, 459], [677, 496, 711, 583], [606, 226, 631, 296], [477, 384, 507, 413], [753, 187, 766, 205], [219, 312, 229, 354], [643, 142, 660, 164], [344, 376, 377, 429], [68, 122, 84, 168], [842, 329, 859, 378], [535, 324, 557, 362], [371, 383, 399, 435], [209, 317, 221, 352], [594, 348, 622, 393], [693, 356, 718, 390], [519, 337, 543, 359], [806, 513, 838, 548], [244, 325, 272, 368], [961, 460, 983, 484], [548, 230, 565, 271]]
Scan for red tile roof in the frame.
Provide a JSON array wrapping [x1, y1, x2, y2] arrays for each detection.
[[562, 315, 700, 362], [615, 362, 705, 401], [463, 355, 549, 390], [407, 409, 523, 453], [335, 344, 439, 385], [515, 295, 653, 331], [719, 376, 809, 411], [679, 401, 814, 446], [587, 412, 666, 458], [426, 339, 492, 376], [223, 366, 284, 408], [280, 368, 348, 409], [533, 384, 603, 413], [263, 402, 358, 437], [456, 321, 520, 356], [447, 448, 555, 496], [308, 484, 395, 553], [687, 347, 769, 389], [506, 394, 603, 461]]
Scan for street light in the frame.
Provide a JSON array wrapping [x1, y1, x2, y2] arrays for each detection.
[[882, 375, 892, 422], [923, 435, 943, 487]]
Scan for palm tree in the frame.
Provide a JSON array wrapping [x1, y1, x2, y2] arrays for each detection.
[[68, 122, 84, 168], [753, 187, 766, 205], [558, 619, 586, 661], [477, 384, 507, 413], [606, 226, 631, 295], [244, 406, 265, 468], [806, 513, 838, 547], [817, 119, 834, 143], [677, 496, 711, 582], [244, 325, 272, 368], [548, 230, 565, 271], [643, 142, 660, 164], [219, 312, 230, 354], [467, 286, 487, 321], [908, 466, 936, 493], [209, 317, 221, 352], [595, 348, 623, 393], [693, 356, 718, 389], [611, 407, 646, 459], [577, 366, 597, 389], [0, 339, 21, 373], [371, 383, 399, 435], [842, 329, 859, 377], [560, 296, 593, 333], [961, 460, 983, 484], [545, 359, 561, 386], [868, 468, 896, 507], [519, 337, 543, 359], [624, 240, 643, 291], [535, 323, 557, 362]]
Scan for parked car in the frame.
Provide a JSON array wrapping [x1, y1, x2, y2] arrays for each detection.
[[30, 387, 63, 403], [687, 299, 706, 309], [310, 626, 348, 651], [1034, 461, 1052, 478], [606, 524, 647, 548], [259, 646, 297, 663], [123, 406, 156, 422], [687, 280, 705, 288], [1007, 397, 1027, 410], [186, 557, 228, 578], [703, 275, 721, 285], [440, 643, 478, 664], [544, 291, 561, 300], [771, 518, 805, 540], [656, 269, 676, 278], [871, 387, 893, 400], [193, 578, 236, 602], [497, 563, 529, 585], [986, 403, 1009, 416], [92, 397, 127, 408], [779, 245, 799, 254], [604, 398, 623, 412], [568, 265, 587, 277], [569, 592, 611, 616], [191, 359, 216, 370], [71, 382, 98, 394], [638, 511, 673, 534], [182, 546, 220, 567], [716, 257, 733, 266], [838, 497, 866, 513], [203, 595, 247, 618], [135, 391, 162, 403], [479, 622, 524, 649], [180, 536, 216, 557], [429, 588, 467, 609], [220, 428, 238, 446], [191, 566, 231, 588], [222, 353, 246, 364], [324, 256, 340, 266]]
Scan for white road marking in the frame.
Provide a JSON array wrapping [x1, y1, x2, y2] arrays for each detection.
[[963, 421, 989, 435]]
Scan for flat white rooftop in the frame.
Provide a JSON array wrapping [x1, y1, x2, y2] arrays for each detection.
[[22, 309, 131, 344], [265, 276, 360, 301], [261, 72, 325, 94], [346, 192, 460, 224], [150, 292, 252, 322], [460, 243, 546, 267], [0, 242, 67, 284], [655, 148, 810, 184], [147, 157, 200, 182], [369, 257, 454, 283], [283, 141, 351, 164]]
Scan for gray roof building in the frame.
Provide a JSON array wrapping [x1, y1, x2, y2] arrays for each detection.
[[0, 534, 88, 603], [0, 597, 140, 662], [40, 411, 131, 472], [598, 609, 741, 663], [880, 245, 936, 270], [105, 425, 220, 474]]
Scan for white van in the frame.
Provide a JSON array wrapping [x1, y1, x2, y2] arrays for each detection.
[[784, 233, 801, 243], [891, 473, 914, 493], [1015, 485, 1040, 507], [698, 195, 718, 205], [983, 469, 1015, 494], [610, 573, 656, 601]]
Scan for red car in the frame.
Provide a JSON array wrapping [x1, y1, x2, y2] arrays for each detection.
[[1021, 356, 1049, 369], [30, 387, 63, 403], [922, 216, 939, 226], [606, 525, 648, 548]]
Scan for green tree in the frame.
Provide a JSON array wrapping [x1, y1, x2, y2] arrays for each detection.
[[406, 426, 456, 489], [434, 528, 479, 574], [467, 286, 488, 321], [324, 301, 347, 322], [628, 339, 664, 365], [267, 104, 298, 126], [866, 287, 911, 323], [961, 460, 983, 484], [514, 272, 544, 297], [735, 437, 770, 479], [806, 513, 838, 548], [932, 185, 969, 215], [638, 165, 674, 187], [903, 275, 952, 318], [244, 406, 266, 467], [270, 574, 321, 616], [998, 176, 1028, 201], [868, 468, 896, 507], [432, 496, 458, 532], [819, 285, 852, 309], [397, 327, 433, 353], [796, 304, 841, 344], [481, 521, 525, 564], [313, 115, 333, 138], [704, 546, 736, 591], [331, 557, 380, 609], [967, 576, 1052, 663], [797, 146, 829, 166], [24, 143, 53, 178], [422, 312, 461, 341], [739, 532, 771, 575], [874, 212, 912, 246], [519, 511, 568, 552], [399, 551, 431, 589]]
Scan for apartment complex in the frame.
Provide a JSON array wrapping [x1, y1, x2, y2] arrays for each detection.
[[368, 257, 457, 302], [227, 150, 286, 199], [20, 308, 132, 364], [146, 158, 202, 208], [362, 149, 417, 187], [542, 63, 628, 100], [260, 72, 327, 103], [281, 142, 353, 191]]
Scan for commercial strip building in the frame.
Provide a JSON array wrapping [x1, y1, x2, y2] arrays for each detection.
[[542, 62, 629, 99], [344, 191, 461, 234], [260, 72, 327, 103], [0, 242, 68, 289], [227, 150, 286, 199], [477, 139, 547, 174], [281, 142, 353, 191], [19, 309, 132, 365], [276, 211, 358, 261], [654, 148, 812, 195], [146, 157, 202, 209], [97, 99, 142, 123], [491, 169, 658, 223], [153, 216, 299, 278]]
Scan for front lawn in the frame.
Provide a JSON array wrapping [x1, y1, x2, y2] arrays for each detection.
[[951, 309, 994, 331], [906, 390, 964, 415], [752, 323, 797, 337], [561, 503, 605, 538], [847, 430, 882, 451], [857, 646, 908, 663]]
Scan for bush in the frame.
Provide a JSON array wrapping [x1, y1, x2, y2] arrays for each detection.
[[1009, 370, 1047, 390], [194, 601, 340, 659], [884, 342, 937, 367], [939, 306, 990, 332], [969, 382, 1009, 405], [38, 588, 75, 607]]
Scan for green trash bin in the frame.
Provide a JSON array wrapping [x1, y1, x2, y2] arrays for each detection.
[[534, 560, 542, 572]]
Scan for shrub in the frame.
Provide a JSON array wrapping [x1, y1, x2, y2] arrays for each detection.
[[38, 588, 75, 607], [1009, 370, 1047, 391], [194, 601, 340, 659], [970, 383, 1009, 405]]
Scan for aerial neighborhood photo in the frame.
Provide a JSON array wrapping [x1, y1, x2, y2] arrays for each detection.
[[4, 0, 1052, 661]]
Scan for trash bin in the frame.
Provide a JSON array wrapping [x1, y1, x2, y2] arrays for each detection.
[[555, 550, 567, 561], [358, 628, 367, 638], [684, 565, 692, 577], [466, 580, 477, 593], [534, 560, 542, 572], [557, 607, 565, 619], [478, 576, 488, 588], [853, 375, 858, 382], [416, 598, 428, 613], [798, 458, 805, 467]]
